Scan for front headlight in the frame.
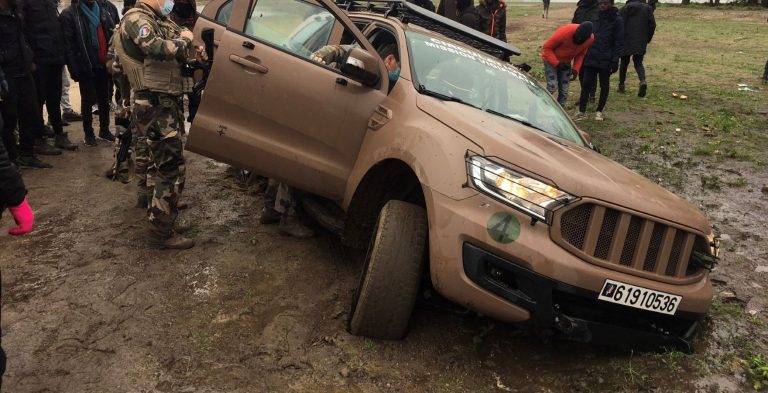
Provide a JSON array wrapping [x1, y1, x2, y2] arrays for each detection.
[[467, 155, 574, 224]]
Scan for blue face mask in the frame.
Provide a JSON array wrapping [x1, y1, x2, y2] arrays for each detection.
[[388, 68, 401, 83], [160, 0, 174, 16]]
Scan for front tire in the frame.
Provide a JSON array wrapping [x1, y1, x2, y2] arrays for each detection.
[[348, 200, 428, 340]]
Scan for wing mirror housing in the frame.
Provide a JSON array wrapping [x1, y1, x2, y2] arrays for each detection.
[[340, 47, 380, 87]]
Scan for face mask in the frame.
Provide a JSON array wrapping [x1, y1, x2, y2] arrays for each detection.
[[388, 68, 401, 83], [159, 0, 173, 16]]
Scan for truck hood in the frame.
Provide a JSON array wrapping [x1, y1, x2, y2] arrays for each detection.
[[416, 96, 710, 234]]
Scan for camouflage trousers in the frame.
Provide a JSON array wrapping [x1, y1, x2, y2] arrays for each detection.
[[134, 93, 186, 239]]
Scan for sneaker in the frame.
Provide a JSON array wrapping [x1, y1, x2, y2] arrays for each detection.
[[595, 111, 605, 121], [573, 111, 588, 121], [16, 155, 52, 169], [259, 207, 281, 225], [34, 139, 63, 156], [278, 215, 314, 238], [98, 130, 116, 142], [54, 133, 78, 151], [92, 105, 99, 115], [618, 83, 626, 93], [84, 135, 97, 146], [638, 81, 648, 98], [62, 111, 83, 122], [146, 234, 195, 250]]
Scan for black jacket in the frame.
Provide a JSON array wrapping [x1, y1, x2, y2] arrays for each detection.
[[583, 7, 624, 69], [20, 0, 66, 65], [407, 0, 436, 12], [572, 0, 599, 24], [478, 0, 507, 42], [0, 8, 35, 77], [620, 0, 656, 56], [0, 112, 28, 212], [60, 0, 117, 81], [458, 6, 480, 31]]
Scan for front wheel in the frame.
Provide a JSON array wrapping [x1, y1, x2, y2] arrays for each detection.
[[348, 200, 428, 340]]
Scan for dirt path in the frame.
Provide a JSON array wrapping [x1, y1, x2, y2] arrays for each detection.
[[1, 3, 767, 393]]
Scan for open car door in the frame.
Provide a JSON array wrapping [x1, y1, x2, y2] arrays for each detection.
[[187, 0, 389, 202]]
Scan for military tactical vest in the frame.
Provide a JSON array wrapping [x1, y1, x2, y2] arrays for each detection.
[[115, 7, 193, 96]]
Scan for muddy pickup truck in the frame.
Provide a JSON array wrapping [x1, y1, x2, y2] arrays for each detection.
[[187, 0, 719, 351]]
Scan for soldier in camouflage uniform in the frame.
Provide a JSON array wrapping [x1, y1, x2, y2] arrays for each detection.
[[115, 0, 195, 249]]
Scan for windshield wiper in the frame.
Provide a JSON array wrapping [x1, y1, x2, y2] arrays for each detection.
[[485, 108, 547, 134], [417, 84, 479, 109]]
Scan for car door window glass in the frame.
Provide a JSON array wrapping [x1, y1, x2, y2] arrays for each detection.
[[215, 0, 234, 25], [244, 0, 337, 58]]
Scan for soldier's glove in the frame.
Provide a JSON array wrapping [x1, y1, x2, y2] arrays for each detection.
[[8, 198, 34, 236], [610, 61, 619, 74], [570, 69, 578, 81]]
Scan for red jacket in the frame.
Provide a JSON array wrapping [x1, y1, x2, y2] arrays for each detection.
[[541, 24, 594, 74]]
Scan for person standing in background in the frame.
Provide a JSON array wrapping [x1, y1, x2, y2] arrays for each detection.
[[407, 0, 436, 12], [61, 0, 118, 145], [572, 0, 599, 23], [618, 0, 655, 97], [0, 0, 53, 168], [168, 0, 200, 122], [541, 22, 594, 107], [543, 0, 550, 19], [21, 0, 79, 151], [478, 0, 507, 42], [575, 0, 624, 121]]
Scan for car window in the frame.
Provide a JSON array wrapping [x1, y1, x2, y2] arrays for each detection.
[[407, 32, 585, 147], [243, 0, 337, 59], [215, 0, 233, 25]]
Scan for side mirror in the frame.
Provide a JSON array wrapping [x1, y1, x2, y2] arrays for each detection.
[[340, 47, 380, 87]]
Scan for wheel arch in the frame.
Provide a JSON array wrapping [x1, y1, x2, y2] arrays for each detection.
[[341, 158, 429, 250]]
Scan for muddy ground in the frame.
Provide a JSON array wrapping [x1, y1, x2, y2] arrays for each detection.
[[2, 3, 768, 393]]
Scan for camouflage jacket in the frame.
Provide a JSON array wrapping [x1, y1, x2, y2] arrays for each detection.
[[119, 3, 190, 63]]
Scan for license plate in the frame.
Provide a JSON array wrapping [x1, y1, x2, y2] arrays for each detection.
[[598, 279, 682, 315]]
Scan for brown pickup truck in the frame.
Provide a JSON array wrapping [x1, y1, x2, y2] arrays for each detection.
[[188, 0, 718, 352]]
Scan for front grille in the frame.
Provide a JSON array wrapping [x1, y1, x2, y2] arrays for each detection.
[[557, 203, 706, 281]]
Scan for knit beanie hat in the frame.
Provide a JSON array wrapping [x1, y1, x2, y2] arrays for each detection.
[[573, 21, 594, 45]]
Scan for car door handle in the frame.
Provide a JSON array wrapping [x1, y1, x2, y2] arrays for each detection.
[[229, 54, 268, 74]]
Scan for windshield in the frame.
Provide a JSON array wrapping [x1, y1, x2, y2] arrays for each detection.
[[406, 32, 585, 146]]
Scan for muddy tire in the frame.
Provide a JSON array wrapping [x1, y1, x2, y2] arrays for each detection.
[[348, 200, 427, 340]]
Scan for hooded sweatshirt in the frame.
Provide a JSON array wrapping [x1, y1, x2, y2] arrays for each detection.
[[541, 23, 595, 73]]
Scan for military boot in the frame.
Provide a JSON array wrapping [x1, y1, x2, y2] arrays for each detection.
[[55, 133, 78, 151], [136, 194, 149, 209], [34, 138, 62, 156], [173, 221, 192, 234], [278, 215, 315, 238], [259, 207, 280, 225], [147, 234, 195, 250]]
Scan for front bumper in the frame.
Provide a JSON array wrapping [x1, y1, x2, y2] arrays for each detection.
[[463, 242, 704, 352]]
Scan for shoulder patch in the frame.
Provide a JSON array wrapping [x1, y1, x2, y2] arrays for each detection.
[[138, 25, 151, 38]]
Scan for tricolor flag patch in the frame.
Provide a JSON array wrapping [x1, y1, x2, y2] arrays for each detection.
[[138, 25, 150, 38]]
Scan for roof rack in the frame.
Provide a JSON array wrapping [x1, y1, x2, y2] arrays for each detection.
[[334, 0, 521, 59]]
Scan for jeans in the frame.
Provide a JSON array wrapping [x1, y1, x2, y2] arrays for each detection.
[[61, 69, 73, 113], [0, 74, 46, 159], [79, 67, 111, 137], [544, 62, 571, 107], [33, 64, 64, 135], [579, 66, 611, 113], [619, 54, 646, 85]]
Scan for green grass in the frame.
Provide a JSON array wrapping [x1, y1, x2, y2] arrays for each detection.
[[741, 354, 768, 391]]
